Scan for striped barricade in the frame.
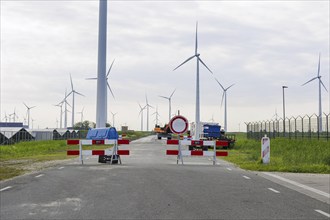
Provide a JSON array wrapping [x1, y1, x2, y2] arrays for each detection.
[[166, 139, 228, 165], [67, 139, 130, 165]]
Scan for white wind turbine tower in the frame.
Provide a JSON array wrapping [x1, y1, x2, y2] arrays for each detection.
[[23, 103, 36, 129], [302, 53, 328, 132], [145, 95, 153, 131], [65, 74, 85, 127], [215, 78, 235, 132], [110, 111, 117, 128], [61, 90, 72, 129], [95, 0, 108, 128], [138, 103, 146, 131], [159, 89, 176, 122], [173, 22, 213, 139]]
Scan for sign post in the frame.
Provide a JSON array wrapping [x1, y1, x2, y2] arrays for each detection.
[[261, 135, 270, 164], [169, 115, 189, 165]]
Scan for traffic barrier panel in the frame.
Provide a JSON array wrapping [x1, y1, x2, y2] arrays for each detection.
[[166, 139, 228, 165], [66, 139, 130, 165]]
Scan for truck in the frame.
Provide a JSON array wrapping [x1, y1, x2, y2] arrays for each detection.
[[189, 122, 235, 150], [154, 124, 172, 140]]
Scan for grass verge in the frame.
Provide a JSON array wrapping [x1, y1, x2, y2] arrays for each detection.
[[0, 131, 152, 181], [222, 133, 330, 174]]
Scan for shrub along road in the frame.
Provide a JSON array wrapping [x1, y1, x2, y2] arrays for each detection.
[[0, 136, 329, 219]]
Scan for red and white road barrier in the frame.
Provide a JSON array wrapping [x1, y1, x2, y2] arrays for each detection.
[[67, 139, 130, 164], [166, 139, 228, 165]]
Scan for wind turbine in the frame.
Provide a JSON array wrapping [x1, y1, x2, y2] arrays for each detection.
[[86, 59, 116, 99], [138, 103, 146, 131], [152, 105, 161, 126], [9, 109, 19, 122], [65, 74, 85, 128], [159, 89, 176, 122], [110, 111, 117, 128], [145, 94, 153, 131], [77, 107, 85, 124], [61, 90, 72, 129], [173, 22, 213, 139], [23, 102, 36, 129], [2, 113, 8, 122], [215, 78, 235, 132], [54, 102, 64, 129], [302, 53, 328, 132]]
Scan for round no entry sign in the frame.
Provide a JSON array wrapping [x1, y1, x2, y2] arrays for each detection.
[[169, 115, 189, 134]]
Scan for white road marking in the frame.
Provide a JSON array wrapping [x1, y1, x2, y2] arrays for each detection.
[[0, 186, 12, 192], [315, 209, 330, 218], [226, 168, 232, 171], [268, 188, 280, 193], [216, 163, 220, 165], [58, 167, 64, 170], [263, 172, 330, 198], [243, 175, 251, 180], [35, 174, 44, 178]]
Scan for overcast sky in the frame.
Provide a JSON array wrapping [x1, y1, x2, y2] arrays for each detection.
[[1, 0, 329, 132]]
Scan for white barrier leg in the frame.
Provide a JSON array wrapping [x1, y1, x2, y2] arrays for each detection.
[[213, 141, 216, 165], [79, 141, 83, 165]]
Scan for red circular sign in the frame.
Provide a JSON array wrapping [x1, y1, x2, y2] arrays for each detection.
[[169, 115, 189, 134]]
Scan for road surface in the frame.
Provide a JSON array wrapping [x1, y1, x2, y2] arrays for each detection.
[[1, 135, 329, 219]]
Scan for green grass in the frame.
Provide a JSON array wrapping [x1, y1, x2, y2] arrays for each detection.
[[222, 133, 330, 174], [0, 131, 152, 181]]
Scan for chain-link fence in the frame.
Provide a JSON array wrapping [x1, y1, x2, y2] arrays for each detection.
[[246, 113, 330, 141]]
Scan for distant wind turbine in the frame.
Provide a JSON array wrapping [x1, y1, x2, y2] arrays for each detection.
[[110, 111, 117, 128], [61, 89, 72, 129], [138, 103, 146, 131], [86, 59, 116, 99], [2, 113, 9, 122], [215, 78, 235, 132], [145, 94, 153, 131], [173, 22, 213, 139], [9, 108, 19, 122], [54, 102, 64, 129], [159, 89, 176, 122], [65, 74, 84, 127], [23, 102, 36, 129], [77, 107, 85, 124], [152, 106, 161, 125], [302, 53, 328, 132]]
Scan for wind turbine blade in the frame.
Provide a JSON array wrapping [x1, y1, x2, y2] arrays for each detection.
[[170, 89, 176, 98], [159, 95, 169, 100], [74, 91, 85, 97], [23, 102, 28, 109], [317, 53, 321, 77], [226, 83, 235, 91], [173, 55, 196, 71], [85, 77, 97, 80], [195, 21, 198, 55], [30, 106, 36, 109], [107, 59, 115, 77], [64, 91, 73, 100], [107, 82, 115, 99], [198, 57, 213, 74], [70, 74, 74, 91], [214, 78, 225, 91], [320, 79, 328, 92], [302, 77, 318, 86], [220, 92, 225, 107]]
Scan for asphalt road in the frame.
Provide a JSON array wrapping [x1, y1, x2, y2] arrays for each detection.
[[1, 135, 329, 219]]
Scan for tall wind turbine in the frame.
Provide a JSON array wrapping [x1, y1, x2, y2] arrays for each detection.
[[159, 89, 176, 122], [173, 22, 213, 139], [138, 103, 146, 131], [96, 0, 108, 128], [65, 74, 84, 127], [145, 95, 153, 131], [215, 78, 234, 132], [302, 53, 328, 132], [9, 108, 18, 122], [61, 90, 72, 129], [152, 105, 161, 125], [23, 102, 36, 129]]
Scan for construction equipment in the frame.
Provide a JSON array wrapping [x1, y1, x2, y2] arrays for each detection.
[[154, 124, 172, 140]]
